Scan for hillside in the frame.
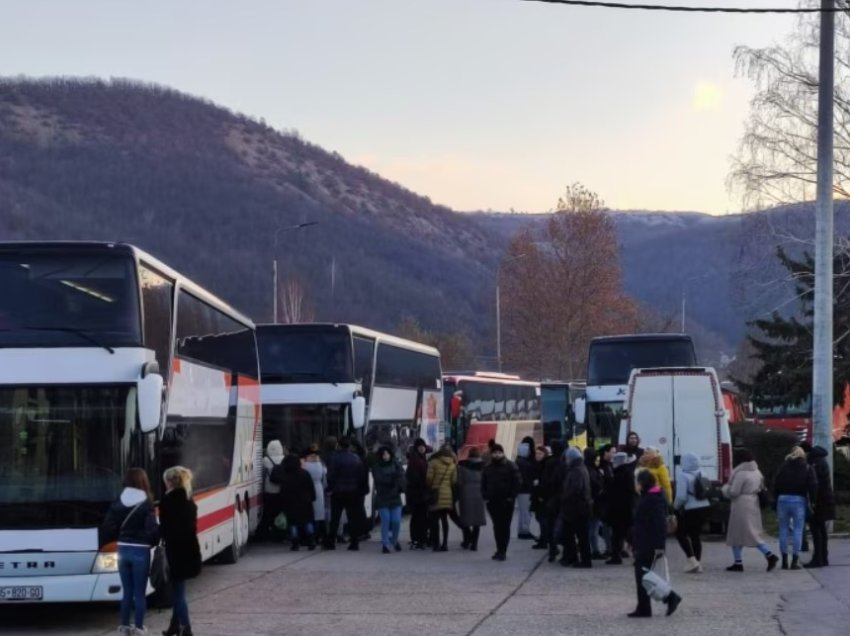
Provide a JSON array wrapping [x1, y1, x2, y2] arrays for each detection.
[[0, 78, 500, 350], [1, 77, 837, 369]]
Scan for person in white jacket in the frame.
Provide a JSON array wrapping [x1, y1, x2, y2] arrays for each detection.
[[260, 440, 285, 539], [673, 452, 711, 573]]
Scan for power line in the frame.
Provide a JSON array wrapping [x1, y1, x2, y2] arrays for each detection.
[[524, 0, 848, 13]]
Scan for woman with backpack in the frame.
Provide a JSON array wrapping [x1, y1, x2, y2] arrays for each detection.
[[99, 468, 159, 636], [160, 466, 202, 636], [673, 452, 711, 573]]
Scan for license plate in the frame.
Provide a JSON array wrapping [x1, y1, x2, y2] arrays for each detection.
[[0, 586, 43, 601]]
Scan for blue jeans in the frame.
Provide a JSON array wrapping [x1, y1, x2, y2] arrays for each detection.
[[378, 506, 402, 548], [588, 518, 602, 554], [172, 579, 190, 627], [289, 522, 315, 541], [732, 544, 771, 561], [117, 545, 150, 628], [777, 495, 807, 556]]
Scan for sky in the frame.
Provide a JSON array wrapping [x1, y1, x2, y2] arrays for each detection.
[[0, 1, 801, 214]]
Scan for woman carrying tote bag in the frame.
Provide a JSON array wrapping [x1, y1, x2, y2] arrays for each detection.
[[160, 466, 202, 636]]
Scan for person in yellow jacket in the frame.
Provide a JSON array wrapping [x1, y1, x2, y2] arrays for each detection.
[[426, 446, 458, 551], [639, 447, 672, 505]]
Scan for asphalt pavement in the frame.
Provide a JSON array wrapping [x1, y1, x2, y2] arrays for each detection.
[[1, 524, 848, 636]]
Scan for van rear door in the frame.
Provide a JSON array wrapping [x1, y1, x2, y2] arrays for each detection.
[[627, 373, 674, 470], [672, 373, 720, 481]]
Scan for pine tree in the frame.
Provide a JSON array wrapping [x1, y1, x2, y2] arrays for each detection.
[[743, 246, 850, 408]]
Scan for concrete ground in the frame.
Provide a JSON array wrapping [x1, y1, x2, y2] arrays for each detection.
[[1, 525, 848, 636]]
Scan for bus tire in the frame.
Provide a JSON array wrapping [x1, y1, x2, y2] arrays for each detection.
[[218, 500, 243, 565]]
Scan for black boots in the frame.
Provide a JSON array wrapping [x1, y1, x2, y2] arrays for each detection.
[[766, 553, 779, 571], [665, 592, 682, 616], [162, 617, 180, 636], [781, 554, 788, 570], [790, 555, 801, 570]]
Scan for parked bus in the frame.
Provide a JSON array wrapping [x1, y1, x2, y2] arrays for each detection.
[[540, 381, 586, 447], [0, 242, 262, 603], [443, 372, 541, 459], [753, 385, 850, 444], [585, 333, 697, 447], [256, 324, 445, 466]]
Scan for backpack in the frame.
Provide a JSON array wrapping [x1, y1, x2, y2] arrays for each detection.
[[692, 472, 710, 501], [269, 460, 286, 485]]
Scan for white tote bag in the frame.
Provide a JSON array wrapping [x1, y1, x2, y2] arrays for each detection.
[[641, 555, 672, 601]]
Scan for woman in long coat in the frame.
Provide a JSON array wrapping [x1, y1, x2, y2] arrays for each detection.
[[426, 445, 458, 551], [721, 448, 779, 573], [457, 447, 487, 551]]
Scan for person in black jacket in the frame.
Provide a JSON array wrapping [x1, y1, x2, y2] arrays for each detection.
[[100, 468, 159, 635], [585, 448, 606, 559], [279, 454, 317, 551], [805, 445, 836, 568], [541, 441, 567, 561], [630, 469, 682, 618], [406, 438, 431, 550], [606, 452, 637, 565], [325, 437, 368, 551], [773, 446, 818, 570], [372, 446, 406, 554], [560, 447, 593, 568], [481, 444, 521, 561], [160, 466, 203, 636]]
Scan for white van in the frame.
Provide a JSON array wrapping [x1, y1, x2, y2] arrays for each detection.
[[619, 367, 732, 484]]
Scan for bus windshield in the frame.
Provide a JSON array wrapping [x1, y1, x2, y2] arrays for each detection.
[[257, 326, 354, 384], [0, 385, 130, 529], [587, 338, 696, 385], [0, 251, 142, 348]]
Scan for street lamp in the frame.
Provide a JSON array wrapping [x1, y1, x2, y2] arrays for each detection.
[[496, 253, 526, 373], [273, 221, 319, 323]]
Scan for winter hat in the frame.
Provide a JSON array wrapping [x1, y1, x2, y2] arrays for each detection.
[[414, 438, 427, 449], [566, 447, 583, 462], [491, 444, 505, 454], [266, 440, 284, 460], [612, 452, 635, 468]]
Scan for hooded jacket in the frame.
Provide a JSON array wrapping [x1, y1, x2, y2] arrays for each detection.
[[100, 487, 159, 548], [808, 446, 836, 520], [427, 451, 458, 511], [639, 454, 672, 504], [674, 452, 711, 511], [561, 449, 592, 521], [263, 441, 285, 494], [406, 445, 430, 505], [372, 449, 406, 510], [278, 454, 317, 525]]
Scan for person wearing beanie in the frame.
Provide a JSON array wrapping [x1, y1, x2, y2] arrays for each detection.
[[406, 438, 431, 549], [559, 446, 593, 568], [481, 444, 521, 561], [606, 452, 637, 564]]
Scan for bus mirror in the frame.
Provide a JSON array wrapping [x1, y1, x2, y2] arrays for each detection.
[[352, 396, 367, 429], [137, 372, 164, 433], [575, 398, 586, 425]]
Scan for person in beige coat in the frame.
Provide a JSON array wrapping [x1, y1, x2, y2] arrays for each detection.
[[722, 448, 779, 572]]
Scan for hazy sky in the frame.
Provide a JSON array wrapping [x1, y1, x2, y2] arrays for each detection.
[[0, 1, 800, 213]]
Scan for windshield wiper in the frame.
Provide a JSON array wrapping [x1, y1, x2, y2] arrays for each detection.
[[24, 326, 115, 354]]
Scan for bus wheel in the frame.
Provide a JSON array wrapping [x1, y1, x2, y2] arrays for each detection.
[[240, 494, 250, 555], [219, 499, 243, 565]]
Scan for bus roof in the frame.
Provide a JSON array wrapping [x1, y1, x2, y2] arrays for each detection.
[[0, 241, 255, 328], [590, 333, 694, 344], [256, 322, 441, 357], [444, 373, 540, 388]]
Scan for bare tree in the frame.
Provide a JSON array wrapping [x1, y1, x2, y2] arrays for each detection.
[[278, 276, 315, 324], [397, 315, 475, 370], [501, 184, 640, 379]]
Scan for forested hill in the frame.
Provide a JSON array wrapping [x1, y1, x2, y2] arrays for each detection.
[[0, 78, 500, 344]]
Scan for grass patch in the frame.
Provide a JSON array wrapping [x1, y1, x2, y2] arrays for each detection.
[[761, 503, 850, 537]]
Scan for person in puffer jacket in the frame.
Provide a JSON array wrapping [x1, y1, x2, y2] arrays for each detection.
[[673, 452, 711, 573], [100, 468, 159, 636], [639, 447, 672, 505]]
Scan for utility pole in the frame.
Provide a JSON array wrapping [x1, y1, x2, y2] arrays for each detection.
[[272, 221, 319, 324], [813, 0, 835, 471]]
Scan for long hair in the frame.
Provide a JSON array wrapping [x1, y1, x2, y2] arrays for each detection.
[[163, 466, 194, 498], [123, 468, 153, 501], [786, 446, 806, 462]]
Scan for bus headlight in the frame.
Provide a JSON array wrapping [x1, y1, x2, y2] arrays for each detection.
[[92, 552, 119, 573]]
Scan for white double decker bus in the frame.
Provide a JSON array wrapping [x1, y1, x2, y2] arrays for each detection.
[[0, 242, 261, 604], [256, 324, 445, 466]]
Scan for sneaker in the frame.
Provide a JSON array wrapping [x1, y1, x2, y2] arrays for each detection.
[[684, 557, 701, 573], [726, 563, 744, 572], [118, 627, 132, 636], [665, 592, 682, 616], [766, 554, 779, 572]]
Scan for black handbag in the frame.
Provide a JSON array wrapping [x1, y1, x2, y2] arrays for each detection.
[[149, 544, 170, 591]]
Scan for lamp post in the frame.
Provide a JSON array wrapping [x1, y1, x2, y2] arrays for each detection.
[[496, 253, 526, 373], [272, 221, 319, 323]]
